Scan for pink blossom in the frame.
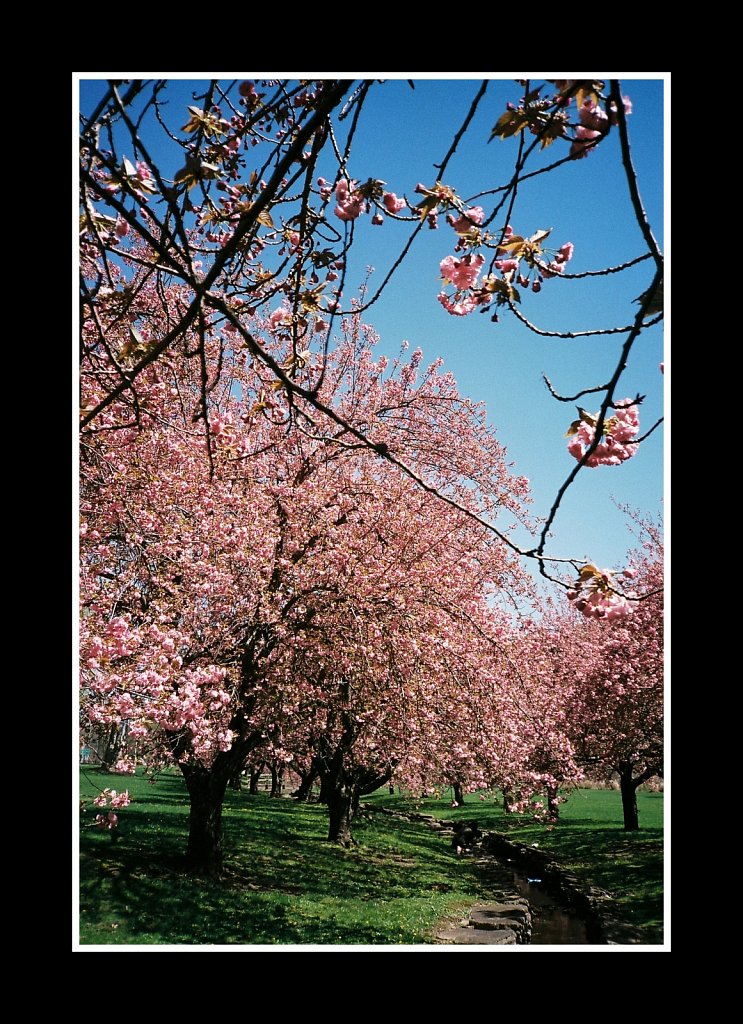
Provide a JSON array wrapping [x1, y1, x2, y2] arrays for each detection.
[[450, 206, 484, 234], [334, 179, 367, 222], [109, 789, 132, 808], [335, 196, 366, 222], [438, 293, 479, 317], [269, 308, 290, 331], [567, 399, 640, 467], [94, 811, 119, 830], [440, 253, 485, 290], [541, 261, 566, 278], [114, 216, 129, 239], [570, 125, 601, 159], [557, 242, 574, 263], [494, 258, 519, 276], [567, 566, 634, 621], [371, 213, 384, 226], [136, 161, 154, 186], [383, 192, 406, 214], [579, 100, 608, 132]]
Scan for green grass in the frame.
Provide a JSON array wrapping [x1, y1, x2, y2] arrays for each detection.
[[365, 785, 665, 943], [78, 771, 664, 946], [78, 768, 492, 946]]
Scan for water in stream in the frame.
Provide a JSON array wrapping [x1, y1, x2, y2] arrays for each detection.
[[511, 872, 589, 944]]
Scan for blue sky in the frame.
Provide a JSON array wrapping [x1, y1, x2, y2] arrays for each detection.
[[78, 75, 666, 580]]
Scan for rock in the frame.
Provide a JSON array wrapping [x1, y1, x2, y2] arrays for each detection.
[[435, 927, 518, 945], [466, 902, 532, 943]]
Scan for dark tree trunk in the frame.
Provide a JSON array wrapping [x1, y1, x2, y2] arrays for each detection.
[[318, 771, 332, 806], [502, 787, 513, 813], [248, 764, 264, 795], [181, 764, 231, 876], [269, 765, 284, 797], [546, 784, 560, 822], [453, 781, 465, 805], [228, 770, 243, 790], [617, 762, 658, 831], [326, 785, 354, 846], [293, 766, 319, 802], [102, 724, 124, 769], [618, 762, 640, 831]]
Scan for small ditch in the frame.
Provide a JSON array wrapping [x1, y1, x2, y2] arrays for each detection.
[[509, 871, 588, 944]]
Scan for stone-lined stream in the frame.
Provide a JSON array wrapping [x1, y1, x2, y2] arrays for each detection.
[[510, 872, 588, 944]]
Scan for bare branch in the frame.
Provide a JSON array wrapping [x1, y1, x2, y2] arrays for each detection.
[[611, 81, 663, 266], [508, 300, 662, 339]]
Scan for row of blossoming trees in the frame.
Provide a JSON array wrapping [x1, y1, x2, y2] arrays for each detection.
[[79, 78, 663, 874]]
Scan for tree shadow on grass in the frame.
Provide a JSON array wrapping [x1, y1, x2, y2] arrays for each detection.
[[79, 798, 485, 946]]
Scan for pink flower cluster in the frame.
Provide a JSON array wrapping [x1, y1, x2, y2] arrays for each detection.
[[540, 242, 574, 278], [567, 567, 634, 621], [95, 811, 119, 830], [93, 788, 131, 809], [448, 206, 484, 235], [383, 192, 406, 214], [567, 400, 640, 467], [571, 97, 632, 158], [568, 587, 633, 621], [438, 223, 575, 317], [440, 253, 485, 290], [334, 180, 367, 222]]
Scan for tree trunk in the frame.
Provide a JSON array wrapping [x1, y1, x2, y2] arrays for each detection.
[[269, 764, 283, 797], [181, 764, 230, 876], [326, 785, 354, 846], [248, 765, 264, 795], [293, 767, 319, 802], [546, 783, 560, 822], [618, 762, 639, 831], [318, 771, 332, 806], [453, 781, 465, 805], [502, 787, 513, 813], [228, 770, 242, 790], [102, 723, 124, 769]]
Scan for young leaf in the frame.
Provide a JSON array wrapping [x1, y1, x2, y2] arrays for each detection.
[[529, 228, 552, 245]]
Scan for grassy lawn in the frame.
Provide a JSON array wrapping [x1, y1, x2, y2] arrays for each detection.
[[365, 785, 665, 943], [78, 768, 492, 946], [78, 770, 664, 946]]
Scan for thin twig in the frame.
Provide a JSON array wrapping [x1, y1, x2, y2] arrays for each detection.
[[508, 300, 662, 339]]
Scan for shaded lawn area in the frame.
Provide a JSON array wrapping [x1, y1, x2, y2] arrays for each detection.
[[365, 786, 665, 943], [78, 769, 492, 946]]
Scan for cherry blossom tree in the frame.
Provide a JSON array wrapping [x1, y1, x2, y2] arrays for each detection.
[[80, 289, 533, 868], [568, 519, 664, 829]]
